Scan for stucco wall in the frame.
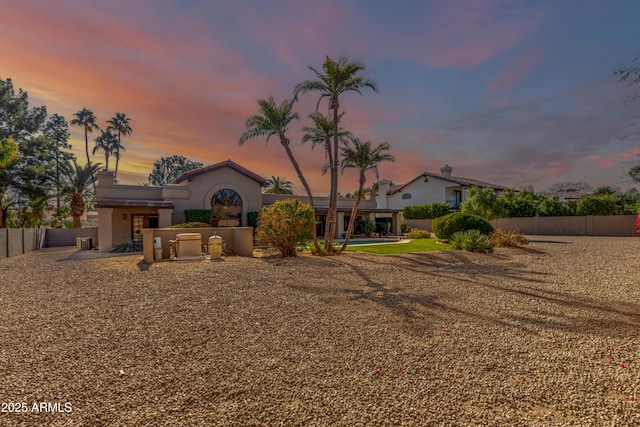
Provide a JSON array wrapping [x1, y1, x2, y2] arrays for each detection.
[[407, 216, 639, 237], [142, 227, 254, 262], [171, 168, 263, 225], [387, 176, 455, 210], [45, 228, 99, 247]]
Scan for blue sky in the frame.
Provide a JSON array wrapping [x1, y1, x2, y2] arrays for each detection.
[[1, 0, 639, 194]]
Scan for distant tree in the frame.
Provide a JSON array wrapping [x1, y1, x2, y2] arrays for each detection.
[[613, 55, 640, 182], [239, 96, 320, 252], [44, 114, 73, 210], [263, 176, 293, 194], [339, 139, 394, 251], [63, 159, 101, 228], [546, 182, 593, 194], [106, 112, 132, 182], [92, 128, 118, 171], [0, 77, 49, 228], [460, 186, 506, 220], [71, 108, 99, 191], [294, 56, 378, 252], [613, 54, 640, 104], [148, 155, 203, 186]]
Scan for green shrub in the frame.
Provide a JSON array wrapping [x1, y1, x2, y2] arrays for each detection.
[[490, 229, 529, 247], [403, 203, 451, 219], [450, 229, 494, 253], [247, 211, 260, 228], [357, 217, 376, 237], [185, 209, 212, 224], [432, 212, 494, 240], [576, 195, 619, 216], [257, 199, 314, 257], [170, 222, 211, 228], [407, 229, 431, 239]]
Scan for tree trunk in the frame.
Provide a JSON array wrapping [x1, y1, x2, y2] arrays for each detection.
[[340, 172, 365, 252], [114, 133, 121, 181], [85, 127, 96, 193], [326, 96, 340, 252], [279, 136, 321, 253]]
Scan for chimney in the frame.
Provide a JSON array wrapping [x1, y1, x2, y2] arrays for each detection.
[[376, 179, 391, 209], [440, 164, 452, 179]]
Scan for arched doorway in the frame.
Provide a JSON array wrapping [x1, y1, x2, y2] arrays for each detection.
[[211, 188, 243, 226]]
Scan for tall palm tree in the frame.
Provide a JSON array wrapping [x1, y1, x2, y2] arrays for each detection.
[[339, 139, 394, 252], [62, 159, 102, 228], [92, 129, 118, 171], [263, 176, 294, 194], [71, 108, 99, 191], [239, 96, 320, 251], [106, 112, 132, 181], [294, 56, 377, 251]]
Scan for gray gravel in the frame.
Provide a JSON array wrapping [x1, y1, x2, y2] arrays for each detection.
[[0, 236, 639, 426]]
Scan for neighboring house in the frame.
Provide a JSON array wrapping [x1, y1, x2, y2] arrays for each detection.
[[95, 159, 401, 251], [377, 164, 510, 211]]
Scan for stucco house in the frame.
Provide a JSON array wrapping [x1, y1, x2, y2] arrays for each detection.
[[376, 164, 510, 211], [95, 159, 402, 252]]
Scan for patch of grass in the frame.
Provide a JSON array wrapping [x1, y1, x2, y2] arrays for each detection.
[[345, 238, 452, 254]]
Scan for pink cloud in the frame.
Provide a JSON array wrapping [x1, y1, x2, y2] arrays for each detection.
[[589, 147, 640, 168], [486, 51, 541, 103]]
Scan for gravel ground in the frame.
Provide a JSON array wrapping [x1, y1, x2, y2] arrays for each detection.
[[1, 236, 639, 426]]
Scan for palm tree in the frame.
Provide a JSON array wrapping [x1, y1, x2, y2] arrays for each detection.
[[264, 176, 294, 194], [63, 159, 102, 228], [294, 56, 377, 251], [92, 129, 118, 171], [239, 96, 320, 251], [106, 112, 132, 181], [71, 108, 99, 191], [339, 139, 394, 252]]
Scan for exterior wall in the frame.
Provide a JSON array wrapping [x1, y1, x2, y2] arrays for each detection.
[[142, 227, 254, 262], [172, 168, 263, 225], [407, 216, 639, 237], [45, 228, 99, 247], [0, 228, 45, 259], [491, 215, 639, 237], [386, 176, 458, 210]]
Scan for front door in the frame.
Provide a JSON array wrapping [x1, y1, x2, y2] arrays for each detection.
[[132, 214, 159, 245]]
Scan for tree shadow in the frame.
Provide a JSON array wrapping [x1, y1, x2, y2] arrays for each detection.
[[326, 251, 640, 339]]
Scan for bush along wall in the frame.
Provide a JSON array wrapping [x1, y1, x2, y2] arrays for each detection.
[[185, 209, 212, 224], [403, 203, 451, 219]]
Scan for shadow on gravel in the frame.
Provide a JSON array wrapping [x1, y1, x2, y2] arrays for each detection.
[[331, 251, 640, 339], [60, 251, 142, 261]]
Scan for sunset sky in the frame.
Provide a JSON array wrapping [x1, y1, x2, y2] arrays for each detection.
[[2, 0, 640, 195]]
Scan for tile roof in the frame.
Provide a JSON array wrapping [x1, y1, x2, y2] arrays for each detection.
[[388, 171, 510, 195], [172, 159, 267, 185]]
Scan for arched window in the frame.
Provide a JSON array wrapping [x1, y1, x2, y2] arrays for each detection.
[[402, 193, 412, 200], [211, 189, 242, 226]]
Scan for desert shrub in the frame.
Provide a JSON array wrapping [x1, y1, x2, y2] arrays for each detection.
[[357, 217, 376, 237], [432, 212, 494, 240], [490, 229, 529, 247], [170, 222, 211, 228], [185, 209, 212, 224], [450, 229, 494, 253], [407, 229, 431, 239], [403, 203, 451, 219], [576, 195, 619, 216], [460, 186, 506, 219], [257, 199, 314, 257], [110, 241, 142, 253], [400, 217, 408, 234]]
